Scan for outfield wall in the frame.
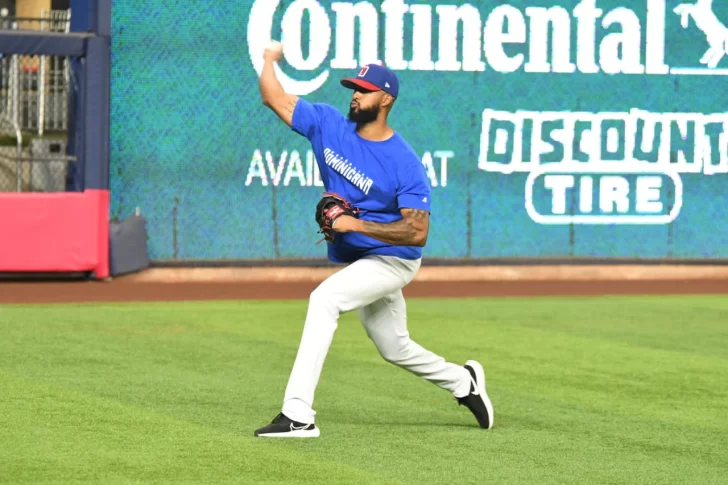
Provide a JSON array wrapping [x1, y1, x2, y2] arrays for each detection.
[[109, 0, 728, 264]]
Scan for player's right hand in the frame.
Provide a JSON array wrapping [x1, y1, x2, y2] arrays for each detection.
[[263, 41, 284, 63]]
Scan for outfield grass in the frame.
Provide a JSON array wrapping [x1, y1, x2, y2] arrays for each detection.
[[1, 295, 727, 484]]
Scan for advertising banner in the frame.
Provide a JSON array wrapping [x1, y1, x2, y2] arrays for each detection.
[[110, 0, 728, 261]]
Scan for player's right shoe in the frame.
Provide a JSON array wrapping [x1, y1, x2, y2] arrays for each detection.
[[456, 360, 494, 429], [254, 412, 320, 438]]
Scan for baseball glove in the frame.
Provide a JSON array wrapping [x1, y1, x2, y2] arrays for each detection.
[[315, 192, 360, 244]]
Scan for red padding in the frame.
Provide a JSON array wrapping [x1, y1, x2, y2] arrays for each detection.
[[0, 190, 109, 278]]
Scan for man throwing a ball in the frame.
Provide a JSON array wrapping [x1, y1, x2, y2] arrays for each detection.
[[253, 41, 494, 438]]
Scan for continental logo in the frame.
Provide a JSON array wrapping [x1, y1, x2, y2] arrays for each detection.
[[247, 0, 728, 96]]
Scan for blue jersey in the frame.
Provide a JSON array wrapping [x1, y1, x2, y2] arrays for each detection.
[[291, 98, 431, 264]]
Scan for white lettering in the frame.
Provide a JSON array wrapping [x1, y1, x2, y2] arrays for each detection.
[[409, 5, 435, 70], [247, 0, 330, 95], [703, 117, 728, 175], [636, 176, 663, 213], [306, 150, 315, 185], [606, 126, 622, 154], [344, 164, 356, 179], [524, 6, 575, 73], [313, 153, 324, 186], [600, 176, 630, 213], [246, 150, 330, 187], [479, 109, 728, 175], [284, 150, 306, 186], [244, 148, 451, 190], [573, 0, 602, 73], [422, 152, 439, 187], [331, 2, 380, 68], [483, 5, 526, 73], [435, 4, 485, 72], [323, 147, 375, 194], [246, 149, 269, 186], [381, 0, 409, 70], [645, 0, 669, 74], [434, 150, 453, 187], [579, 175, 594, 213], [599, 8, 644, 74], [266, 150, 288, 186], [544, 175, 574, 214], [247, 0, 712, 95], [281, 0, 332, 70]]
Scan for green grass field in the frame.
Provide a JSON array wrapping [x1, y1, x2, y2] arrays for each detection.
[[1, 295, 727, 484]]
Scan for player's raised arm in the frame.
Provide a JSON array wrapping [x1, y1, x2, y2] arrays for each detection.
[[259, 42, 299, 127]]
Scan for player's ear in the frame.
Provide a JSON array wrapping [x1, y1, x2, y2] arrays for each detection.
[[381, 93, 394, 108]]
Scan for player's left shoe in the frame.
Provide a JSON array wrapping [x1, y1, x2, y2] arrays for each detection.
[[456, 359, 494, 429], [254, 412, 320, 438]]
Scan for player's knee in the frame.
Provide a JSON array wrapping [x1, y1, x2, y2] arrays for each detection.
[[308, 285, 341, 318], [378, 340, 412, 364]]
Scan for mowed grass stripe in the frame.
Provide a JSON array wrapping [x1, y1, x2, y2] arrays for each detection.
[[1, 296, 727, 484], [0, 370, 405, 485]]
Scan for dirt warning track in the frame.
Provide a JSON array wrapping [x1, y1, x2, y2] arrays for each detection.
[[2, 268, 728, 305]]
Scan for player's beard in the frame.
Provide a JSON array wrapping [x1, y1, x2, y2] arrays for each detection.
[[347, 104, 380, 124]]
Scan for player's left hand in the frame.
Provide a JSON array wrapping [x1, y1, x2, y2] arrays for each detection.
[[331, 215, 359, 233], [315, 192, 360, 243]]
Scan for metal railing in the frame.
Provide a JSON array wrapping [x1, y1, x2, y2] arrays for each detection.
[[1, 9, 72, 135], [0, 9, 76, 192]]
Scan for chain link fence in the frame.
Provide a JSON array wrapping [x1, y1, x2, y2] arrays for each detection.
[[0, 114, 74, 192], [1, 9, 75, 192]]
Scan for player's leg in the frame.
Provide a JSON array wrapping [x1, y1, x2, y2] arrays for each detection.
[[358, 288, 494, 429], [358, 289, 470, 393], [254, 254, 418, 438]]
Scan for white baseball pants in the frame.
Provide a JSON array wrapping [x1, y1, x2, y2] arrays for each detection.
[[281, 254, 472, 424]]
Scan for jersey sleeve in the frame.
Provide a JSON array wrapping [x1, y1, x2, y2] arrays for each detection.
[[397, 155, 432, 212], [290, 99, 340, 140]]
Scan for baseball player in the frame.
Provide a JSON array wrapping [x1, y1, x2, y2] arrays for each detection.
[[253, 41, 493, 438]]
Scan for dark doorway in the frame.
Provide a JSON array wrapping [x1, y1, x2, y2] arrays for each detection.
[[52, 0, 71, 10]]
